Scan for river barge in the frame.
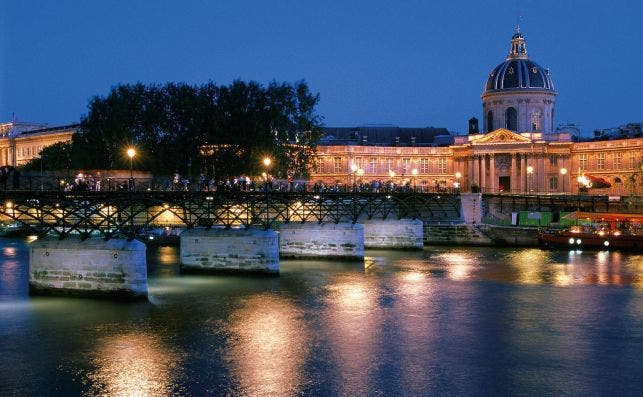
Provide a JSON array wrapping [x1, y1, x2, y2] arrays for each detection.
[[538, 211, 643, 250]]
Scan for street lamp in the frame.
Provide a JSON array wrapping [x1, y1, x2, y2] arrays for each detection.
[[560, 167, 568, 194], [262, 157, 271, 190], [262, 157, 271, 229], [356, 168, 364, 190], [411, 168, 418, 191], [455, 171, 462, 192], [526, 165, 534, 194], [350, 163, 358, 190], [127, 147, 136, 191]]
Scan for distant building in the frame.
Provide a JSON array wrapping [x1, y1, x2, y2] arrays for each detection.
[[0, 121, 77, 167]]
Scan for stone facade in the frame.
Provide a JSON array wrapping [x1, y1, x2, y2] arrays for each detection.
[[0, 122, 77, 167]]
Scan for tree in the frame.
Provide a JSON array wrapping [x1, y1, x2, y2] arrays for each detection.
[[21, 141, 73, 172], [34, 80, 323, 179]]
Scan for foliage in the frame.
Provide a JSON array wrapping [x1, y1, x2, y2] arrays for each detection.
[[21, 141, 73, 172], [31, 80, 323, 178]]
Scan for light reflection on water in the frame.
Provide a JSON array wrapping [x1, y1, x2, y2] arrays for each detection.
[[225, 294, 309, 397], [84, 332, 184, 397], [0, 241, 641, 396]]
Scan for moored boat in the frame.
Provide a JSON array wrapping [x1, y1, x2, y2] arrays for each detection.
[[538, 211, 643, 250]]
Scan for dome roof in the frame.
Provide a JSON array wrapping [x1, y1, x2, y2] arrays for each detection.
[[484, 59, 554, 92], [483, 31, 555, 93]]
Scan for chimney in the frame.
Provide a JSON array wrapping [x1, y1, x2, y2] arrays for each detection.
[[395, 136, 400, 146], [468, 117, 479, 134]]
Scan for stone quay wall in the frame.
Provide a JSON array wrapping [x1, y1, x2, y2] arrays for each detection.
[[363, 219, 424, 249], [29, 238, 147, 299]]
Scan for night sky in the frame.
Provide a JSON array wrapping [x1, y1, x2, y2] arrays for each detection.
[[2, 0, 641, 134]]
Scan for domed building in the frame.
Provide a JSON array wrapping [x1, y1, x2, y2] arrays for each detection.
[[482, 30, 556, 133], [310, 29, 641, 197]]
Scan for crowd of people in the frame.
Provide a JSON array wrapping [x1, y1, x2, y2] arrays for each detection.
[[8, 169, 459, 194]]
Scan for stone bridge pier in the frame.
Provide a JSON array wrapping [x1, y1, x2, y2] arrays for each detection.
[[29, 238, 148, 300]]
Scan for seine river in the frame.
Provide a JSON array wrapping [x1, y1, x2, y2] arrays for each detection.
[[1, 238, 642, 396]]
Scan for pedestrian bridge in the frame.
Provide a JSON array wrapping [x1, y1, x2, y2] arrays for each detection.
[[0, 190, 461, 239]]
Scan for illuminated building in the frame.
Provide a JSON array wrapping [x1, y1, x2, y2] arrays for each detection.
[[310, 31, 642, 196], [0, 121, 77, 167]]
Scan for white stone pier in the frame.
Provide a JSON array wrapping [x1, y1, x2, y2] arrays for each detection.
[[180, 227, 279, 274], [362, 219, 424, 249], [278, 223, 364, 260], [29, 238, 148, 300]]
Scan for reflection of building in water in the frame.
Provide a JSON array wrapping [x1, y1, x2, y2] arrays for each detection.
[[0, 121, 77, 167], [226, 294, 309, 396], [324, 277, 381, 395], [310, 31, 642, 196], [89, 332, 180, 396]]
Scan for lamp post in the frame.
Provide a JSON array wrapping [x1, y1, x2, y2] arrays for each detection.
[[127, 148, 136, 191], [350, 163, 358, 191], [455, 171, 462, 193], [262, 157, 271, 229], [411, 168, 418, 191], [356, 168, 364, 191], [560, 167, 567, 194], [526, 165, 534, 194], [388, 169, 396, 191]]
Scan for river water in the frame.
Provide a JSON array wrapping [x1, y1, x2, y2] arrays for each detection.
[[0, 238, 642, 396]]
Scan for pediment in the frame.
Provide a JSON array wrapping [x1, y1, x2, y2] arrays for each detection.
[[471, 128, 532, 144]]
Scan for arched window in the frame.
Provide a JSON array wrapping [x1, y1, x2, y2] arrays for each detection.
[[505, 107, 517, 131], [487, 110, 494, 132], [531, 109, 542, 131], [614, 177, 622, 184]]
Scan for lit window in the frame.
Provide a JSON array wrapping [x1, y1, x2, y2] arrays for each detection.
[[402, 158, 410, 174], [370, 158, 377, 173], [613, 152, 621, 169], [420, 158, 429, 173], [579, 154, 588, 170], [531, 110, 542, 131], [333, 157, 342, 173], [597, 153, 605, 170], [438, 158, 447, 174]]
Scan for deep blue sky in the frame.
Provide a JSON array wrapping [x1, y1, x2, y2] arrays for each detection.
[[2, 0, 641, 134]]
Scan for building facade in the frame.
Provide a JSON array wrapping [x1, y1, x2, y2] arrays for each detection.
[[310, 32, 643, 196], [0, 122, 77, 167]]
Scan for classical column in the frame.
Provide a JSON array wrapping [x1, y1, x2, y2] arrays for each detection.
[[480, 155, 487, 192], [539, 154, 545, 194], [467, 157, 473, 190], [520, 155, 527, 193], [510, 153, 517, 193], [474, 155, 480, 187], [489, 154, 496, 192]]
